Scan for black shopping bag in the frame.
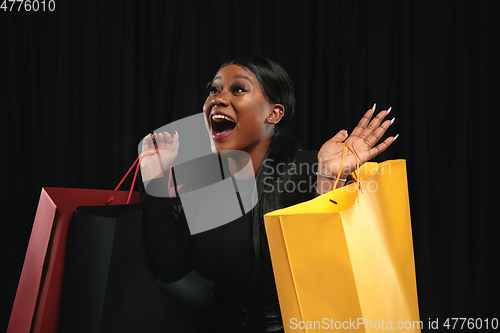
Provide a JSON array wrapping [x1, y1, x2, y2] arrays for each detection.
[[59, 203, 213, 333]]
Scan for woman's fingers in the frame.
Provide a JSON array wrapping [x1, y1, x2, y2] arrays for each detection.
[[155, 133, 165, 149], [367, 135, 397, 160], [328, 129, 349, 144], [359, 108, 390, 137], [142, 134, 151, 152], [350, 108, 375, 138], [143, 131, 179, 153], [349, 107, 392, 147], [170, 131, 180, 151], [158, 131, 180, 166], [365, 116, 394, 147]]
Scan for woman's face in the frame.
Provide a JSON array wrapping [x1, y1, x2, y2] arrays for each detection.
[[203, 64, 276, 154]]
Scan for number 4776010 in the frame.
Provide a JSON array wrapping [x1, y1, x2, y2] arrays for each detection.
[[443, 318, 498, 330], [1, 0, 55, 11]]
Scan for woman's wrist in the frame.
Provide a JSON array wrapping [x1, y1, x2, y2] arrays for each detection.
[[316, 174, 347, 195], [315, 172, 347, 182], [317, 161, 353, 181]]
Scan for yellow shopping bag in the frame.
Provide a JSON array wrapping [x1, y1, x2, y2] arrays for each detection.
[[264, 160, 420, 332]]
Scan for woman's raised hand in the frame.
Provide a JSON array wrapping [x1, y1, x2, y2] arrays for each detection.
[[317, 105, 398, 193], [140, 131, 180, 182]]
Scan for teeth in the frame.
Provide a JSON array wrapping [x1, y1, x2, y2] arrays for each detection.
[[212, 114, 235, 122]]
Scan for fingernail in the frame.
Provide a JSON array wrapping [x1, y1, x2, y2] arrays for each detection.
[[372, 103, 376, 112], [345, 130, 349, 137], [391, 117, 395, 124], [393, 133, 399, 141], [387, 107, 392, 115], [175, 131, 179, 139]]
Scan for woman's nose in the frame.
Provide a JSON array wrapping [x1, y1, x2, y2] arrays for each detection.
[[213, 90, 230, 107]]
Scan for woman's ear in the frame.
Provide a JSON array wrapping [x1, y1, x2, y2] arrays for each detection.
[[267, 104, 285, 125]]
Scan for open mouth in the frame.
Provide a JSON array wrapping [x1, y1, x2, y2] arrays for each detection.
[[210, 112, 236, 140]]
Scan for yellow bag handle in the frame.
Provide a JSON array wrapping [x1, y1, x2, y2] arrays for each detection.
[[334, 143, 362, 206]]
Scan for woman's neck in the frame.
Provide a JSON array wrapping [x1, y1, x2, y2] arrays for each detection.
[[228, 135, 273, 179]]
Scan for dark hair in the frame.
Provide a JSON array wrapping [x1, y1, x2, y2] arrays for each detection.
[[218, 55, 299, 307], [218, 55, 295, 127], [251, 132, 299, 304]]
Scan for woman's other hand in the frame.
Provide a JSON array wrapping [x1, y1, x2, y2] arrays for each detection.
[[316, 105, 398, 194], [140, 131, 179, 182]]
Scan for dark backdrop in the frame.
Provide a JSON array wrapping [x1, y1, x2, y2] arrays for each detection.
[[1, 1, 498, 331]]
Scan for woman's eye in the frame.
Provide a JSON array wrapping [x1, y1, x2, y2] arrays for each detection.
[[209, 85, 221, 95], [231, 83, 249, 93]]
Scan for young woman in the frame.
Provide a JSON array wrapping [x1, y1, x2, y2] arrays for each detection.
[[139, 55, 396, 332]]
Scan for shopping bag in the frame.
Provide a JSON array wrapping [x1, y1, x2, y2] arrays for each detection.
[[264, 159, 421, 332], [57, 149, 212, 332], [8, 147, 201, 333], [7, 187, 141, 333], [58, 203, 213, 333]]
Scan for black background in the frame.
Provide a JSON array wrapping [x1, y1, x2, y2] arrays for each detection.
[[1, 1, 499, 331]]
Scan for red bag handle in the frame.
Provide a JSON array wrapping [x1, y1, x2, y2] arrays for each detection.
[[109, 147, 169, 205]]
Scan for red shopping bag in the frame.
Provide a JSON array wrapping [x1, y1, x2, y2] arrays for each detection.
[[8, 187, 141, 333], [7, 188, 140, 333], [7, 147, 179, 333]]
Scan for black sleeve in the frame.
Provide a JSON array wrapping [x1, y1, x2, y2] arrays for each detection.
[[139, 173, 193, 283], [289, 150, 320, 206]]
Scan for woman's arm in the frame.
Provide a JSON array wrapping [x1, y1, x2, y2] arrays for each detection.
[[140, 174, 193, 283], [138, 131, 192, 282]]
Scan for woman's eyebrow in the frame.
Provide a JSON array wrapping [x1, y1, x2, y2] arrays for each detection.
[[212, 75, 254, 86], [232, 75, 254, 85]]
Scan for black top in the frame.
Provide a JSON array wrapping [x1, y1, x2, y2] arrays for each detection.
[[139, 149, 318, 308]]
